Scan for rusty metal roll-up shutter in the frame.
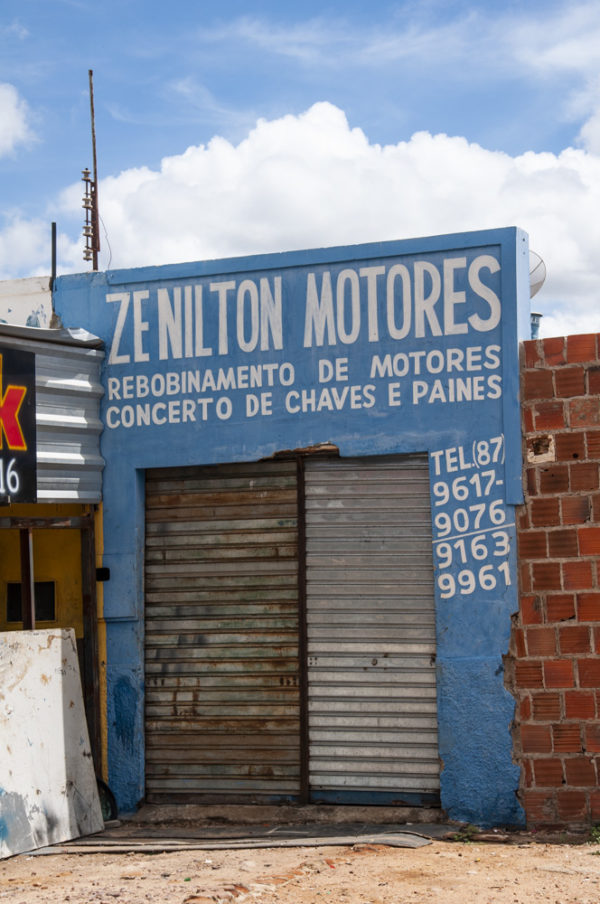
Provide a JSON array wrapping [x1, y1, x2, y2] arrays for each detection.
[[144, 460, 301, 801], [304, 454, 440, 803]]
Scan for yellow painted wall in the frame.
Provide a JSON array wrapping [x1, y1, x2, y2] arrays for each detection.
[[0, 503, 85, 635], [94, 503, 108, 781]]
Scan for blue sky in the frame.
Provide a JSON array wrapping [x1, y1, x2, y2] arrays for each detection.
[[1, 0, 600, 336]]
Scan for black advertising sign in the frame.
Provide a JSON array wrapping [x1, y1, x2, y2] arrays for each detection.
[[0, 347, 36, 502]]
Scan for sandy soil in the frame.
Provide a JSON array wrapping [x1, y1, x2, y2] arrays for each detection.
[[2, 837, 600, 904]]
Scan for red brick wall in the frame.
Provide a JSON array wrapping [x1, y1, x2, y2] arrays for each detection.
[[514, 333, 600, 828]]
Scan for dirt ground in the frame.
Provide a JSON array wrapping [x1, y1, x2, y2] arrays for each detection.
[[3, 836, 600, 904]]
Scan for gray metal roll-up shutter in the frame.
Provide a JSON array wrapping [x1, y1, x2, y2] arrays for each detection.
[[0, 328, 104, 502], [144, 460, 300, 802], [304, 454, 439, 802]]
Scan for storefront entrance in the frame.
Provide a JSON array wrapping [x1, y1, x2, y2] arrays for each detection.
[[144, 454, 439, 805]]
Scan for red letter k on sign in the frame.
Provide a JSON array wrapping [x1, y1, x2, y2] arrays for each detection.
[[0, 356, 27, 451]]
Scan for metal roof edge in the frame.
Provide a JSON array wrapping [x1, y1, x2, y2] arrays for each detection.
[[0, 324, 103, 348]]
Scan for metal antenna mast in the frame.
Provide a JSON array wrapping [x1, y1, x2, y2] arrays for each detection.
[[82, 69, 100, 269]]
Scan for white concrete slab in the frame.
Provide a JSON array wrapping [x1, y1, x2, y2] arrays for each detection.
[[0, 629, 103, 859]]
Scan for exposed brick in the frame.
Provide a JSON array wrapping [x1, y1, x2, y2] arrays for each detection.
[[513, 626, 526, 657], [564, 691, 596, 719], [523, 790, 558, 825], [523, 407, 535, 433], [531, 693, 561, 721], [527, 627, 557, 657], [594, 627, 600, 654], [553, 724, 583, 753], [534, 401, 567, 431], [520, 562, 532, 592], [578, 658, 600, 687], [539, 465, 570, 494], [548, 528, 579, 558], [557, 789, 588, 821], [533, 758, 565, 787], [524, 339, 543, 368], [516, 660, 544, 688], [587, 430, 600, 460], [566, 333, 597, 363], [564, 757, 597, 786], [519, 531, 548, 559], [520, 695, 532, 720], [544, 659, 575, 688], [585, 724, 600, 753], [570, 397, 600, 427], [524, 369, 554, 400], [543, 336, 566, 367], [555, 431, 585, 461], [592, 494, 600, 522], [570, 462, 599, 492], [547, 594, 576, 622], [521, 723, 553, 753], [525, 467, 537, 497], [561, 495, 591, 526], [555, 366, 586, 398], [533, 561, 562, 591], [578, 593, 600, 621], [523, 758, 534, 788], [589, 366, 600, 395], [559, 625, 591, 655], [578, 526, 600, 555], [563, 560, 593, 590], [521, 594, 543, 625], [518, 507, 531, 530], [530, 497, 560, 527], [590, 790, 600, 819]]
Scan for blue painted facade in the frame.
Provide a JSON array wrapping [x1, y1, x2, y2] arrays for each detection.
[[53, 228, 531, 826]]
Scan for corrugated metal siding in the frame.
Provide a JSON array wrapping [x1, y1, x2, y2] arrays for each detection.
[[0, 332, 104, 502], [304, 455, 439, 796], [144, 461, 301, 801]]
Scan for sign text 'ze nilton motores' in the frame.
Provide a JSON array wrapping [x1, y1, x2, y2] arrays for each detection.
[[0, 347, 36, 502], [103, 251, 508, 433]]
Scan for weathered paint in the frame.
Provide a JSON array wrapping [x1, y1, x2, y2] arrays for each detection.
[[0, 277, 52, 329], [53, 228, 530, 824], [94, 503, 109, 783], [0, 629, 103, 859], [144, 461, 301, 801]]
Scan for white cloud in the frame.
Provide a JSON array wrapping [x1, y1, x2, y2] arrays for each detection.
[[0, 216, 50, 279], [196, 6, 600, 154], [509, 1, 600, 75], [0, 83, 34, 157], [578, 104, 600, 155], [3, 101, 600, 338]]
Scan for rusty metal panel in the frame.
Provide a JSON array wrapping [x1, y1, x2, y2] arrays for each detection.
[[0, 328, 104, 502], [304, 454, 439, 797], [144, 460, 300, 800]]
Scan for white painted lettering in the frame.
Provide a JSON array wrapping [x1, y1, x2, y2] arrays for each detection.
[[107, 292, 131, 365], [468, 255, 501, 331], [443, 257, 468, 335], [414, 261, 442, 337], [304, 272, 336, 347], [386, 264, 411, 339], [336, 269, 360, 344]]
